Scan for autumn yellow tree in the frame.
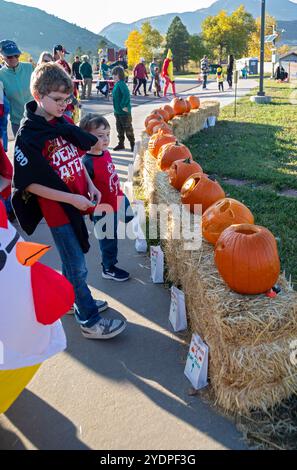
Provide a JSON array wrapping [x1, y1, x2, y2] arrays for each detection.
[[125, 30, 144, 68], [141, 22, 163, 62]]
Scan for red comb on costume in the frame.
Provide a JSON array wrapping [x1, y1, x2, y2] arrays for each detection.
[[0, 200, 8, 229]]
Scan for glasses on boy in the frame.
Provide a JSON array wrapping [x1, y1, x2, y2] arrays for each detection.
[[46, 95, 73, 106]]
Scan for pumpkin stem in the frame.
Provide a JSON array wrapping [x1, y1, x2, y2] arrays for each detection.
[[184, 158, 192, 164]]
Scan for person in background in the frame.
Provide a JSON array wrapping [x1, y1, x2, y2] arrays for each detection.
[[0, 40, 33, 136], [200, 55, 209, 90], [227, 54, 234, 89], [162, 49, 176, 98], [97, 59, 110, 98], [0, 80, 9, 152], [153, 67, 162, 98], [72, 55, 82, 81], [80, 55, 93, 100], [80, 114, 133, 282], [53, 45, 71, 75], [37, 51, 53, 66], [216, 65, 224, 92], [148, 58, 158, 93], [241, 63, 248, 79], [112, 66, 135, 152], [133, 58, 148, 96]]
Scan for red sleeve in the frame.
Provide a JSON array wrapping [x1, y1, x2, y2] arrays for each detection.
[[0, 141, 13, 180], [162, 59, 169, 77]]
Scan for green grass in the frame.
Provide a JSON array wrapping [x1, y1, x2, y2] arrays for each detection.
[[185, 79, 297, 286]]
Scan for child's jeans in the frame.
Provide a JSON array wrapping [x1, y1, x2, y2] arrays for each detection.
[[50, 223, 101, 328], [93, 196, 134, 270]]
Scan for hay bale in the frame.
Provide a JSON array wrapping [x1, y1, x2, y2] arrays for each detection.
[[142, 156, 297, 414]]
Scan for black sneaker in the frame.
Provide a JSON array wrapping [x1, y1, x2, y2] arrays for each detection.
[[102, 266, 130, 282], [113, 144, 125, 151]]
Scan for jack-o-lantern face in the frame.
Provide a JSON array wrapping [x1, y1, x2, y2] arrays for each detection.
[[202, 198, 254, 245]]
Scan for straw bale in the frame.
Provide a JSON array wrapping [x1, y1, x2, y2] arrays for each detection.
[[146, 152, 297, 414]]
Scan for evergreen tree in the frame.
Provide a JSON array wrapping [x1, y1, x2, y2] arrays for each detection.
[[165, 16, 190, 72]]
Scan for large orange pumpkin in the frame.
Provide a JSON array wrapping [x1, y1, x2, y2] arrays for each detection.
[[214, 224, 280, 295], [146, 116, 164, 135], [171, 97, 188, 116], [202, 198, 255, 245], [163, 105, 175, 120], [187, 95, 200, 110], [181, 173, 225, 214], [148, 129, 176, 159], [145, 112, 163, 128], [169, 158, 203, 190], [152, 108, 170, 122], [158, 141, 192, 171]]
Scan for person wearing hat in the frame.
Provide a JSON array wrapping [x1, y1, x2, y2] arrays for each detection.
[[133, 58, 148, 96], [0, 40, 34, 136], [53, 45, 71, 75]]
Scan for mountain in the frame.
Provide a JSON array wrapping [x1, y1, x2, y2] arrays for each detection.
[[0, 0, 118, 59], [99, 0, 297, 46]]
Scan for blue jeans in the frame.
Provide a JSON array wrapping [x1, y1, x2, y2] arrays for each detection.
[[93, 195, 134, 270], [50, 224, 101, 328]]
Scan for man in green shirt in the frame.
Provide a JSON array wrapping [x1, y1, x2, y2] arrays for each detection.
[[79, 55, 93, 100], [112, 66, 135, 152], [0, 40, 33, 135]]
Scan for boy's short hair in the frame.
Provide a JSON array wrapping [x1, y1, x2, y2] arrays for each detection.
[[79, 113, 110, 133], [112, 66, 125, 81], [31, 62, 73, 97]]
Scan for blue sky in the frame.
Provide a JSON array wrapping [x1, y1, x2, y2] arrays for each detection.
[[7, 0, 217, 32]]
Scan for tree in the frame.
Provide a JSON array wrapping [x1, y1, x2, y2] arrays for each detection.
[[165, 16, 190, 71], [141, 22, 163, 62], [248, 15, 284, 61], [202, 6, 256, 62], [125, 30, 144, 68], [189, 34, 208, 65]]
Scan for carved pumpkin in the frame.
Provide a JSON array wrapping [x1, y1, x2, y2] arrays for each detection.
[[158, 141, 193, 171], [214, 224, 280, 295], [171, 97, 188, 116], [163, 105, 175, 120], [169, 158, 203, 190], [146, 116, 164, 135], [202, 198, 255, 245], [148, 129, 176, 159], [184, 100, 191, 113], [153, 108, 170, 122], [187, 95, 200, 110], [145, 112, 163, 128], [181, 173, 225, 214]]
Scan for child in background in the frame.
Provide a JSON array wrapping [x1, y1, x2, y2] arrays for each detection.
[[153, 67, 162, 98], [216, 66, 224, 92], [80, 113, 133, 282], [112, 66, 135, 152]]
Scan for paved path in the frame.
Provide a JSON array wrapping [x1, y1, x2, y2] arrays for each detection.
[[1, 78, 258, 450]]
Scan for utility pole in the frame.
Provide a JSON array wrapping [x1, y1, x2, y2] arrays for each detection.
[[250, 0, 271, 103], [258, 0, 266, 97]]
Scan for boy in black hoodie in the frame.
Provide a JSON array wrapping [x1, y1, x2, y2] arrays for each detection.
[[12, 63, 126, 340]]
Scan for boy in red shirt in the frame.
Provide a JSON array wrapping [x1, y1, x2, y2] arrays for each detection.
[[80, 113, 133, 281], [12, 63, 126, 340]]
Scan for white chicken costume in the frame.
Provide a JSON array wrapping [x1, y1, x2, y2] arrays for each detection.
[[0, 201, 74, 413]]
